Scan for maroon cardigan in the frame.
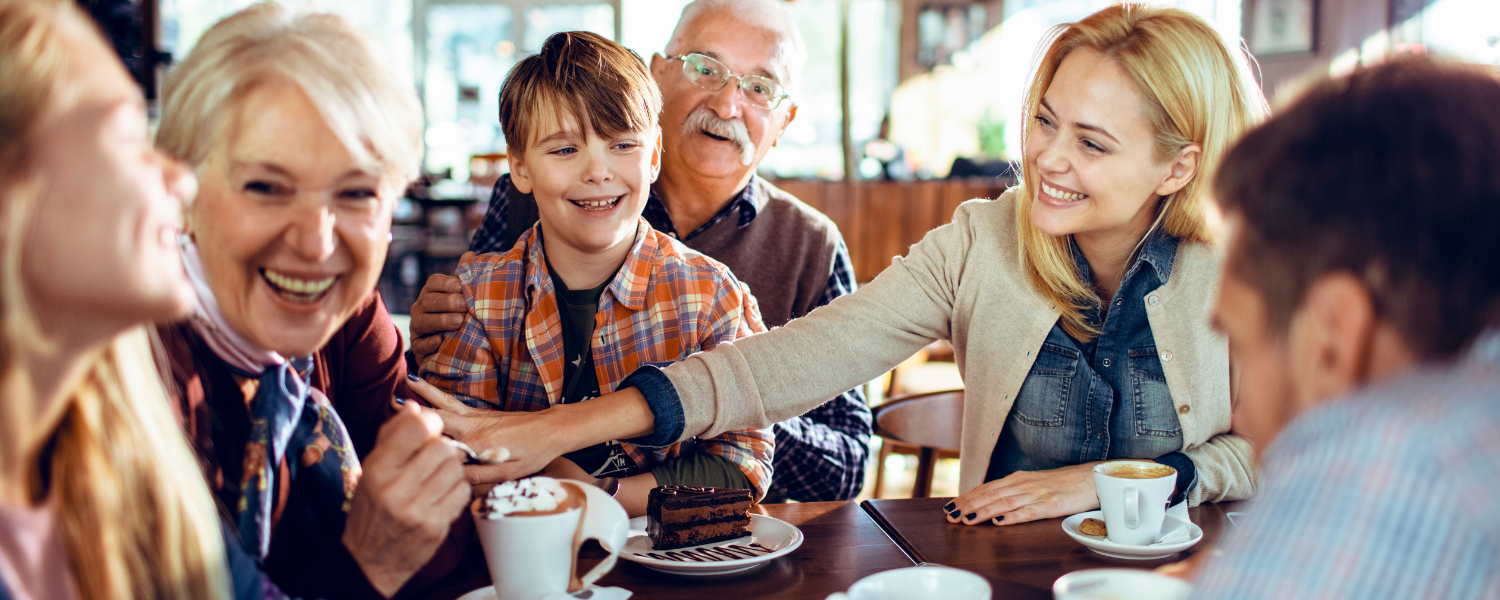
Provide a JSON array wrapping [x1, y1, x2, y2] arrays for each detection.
[[158, 292, 469, 600]]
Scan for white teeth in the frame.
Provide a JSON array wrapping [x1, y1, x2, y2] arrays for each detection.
[[571, 196, 621, 210], [1043, 183, 1086, 201], [261, 269, 336, 298]]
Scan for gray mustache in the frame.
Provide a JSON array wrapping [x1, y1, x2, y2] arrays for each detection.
[[680, 106, 755, 166]]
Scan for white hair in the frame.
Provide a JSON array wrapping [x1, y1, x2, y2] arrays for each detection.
[[157, 2, 423, 185], [666, 0, 806, 90]]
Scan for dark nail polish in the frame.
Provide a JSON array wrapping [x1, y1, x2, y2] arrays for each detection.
[[392, 396, 406, 405], [964, 512, 977, 521], [947, 509, 961, 518], [944, 501, 956, 511], [993, 516, 1005, 523], [407, 372, 420, 381]]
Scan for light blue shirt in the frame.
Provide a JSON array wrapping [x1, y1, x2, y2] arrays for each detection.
[[1192, 331, 1500, 599]]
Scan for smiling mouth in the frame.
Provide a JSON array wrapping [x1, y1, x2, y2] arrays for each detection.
[[1042, 182, 1089, 202], [701, 129, 730, 142], [260, 268, 338, 304], [570, 196, 623, 211]]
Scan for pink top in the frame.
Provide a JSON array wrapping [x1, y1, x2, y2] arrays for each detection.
[[0, 497, 79, 600]]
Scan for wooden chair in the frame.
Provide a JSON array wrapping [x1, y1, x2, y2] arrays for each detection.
[[872, 389, 963, 498]]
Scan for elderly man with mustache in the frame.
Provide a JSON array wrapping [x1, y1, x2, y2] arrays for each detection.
[[409, 0, 871, 503]]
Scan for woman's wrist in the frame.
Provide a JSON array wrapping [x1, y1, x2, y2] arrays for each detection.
[[550, 388, 656, 451]]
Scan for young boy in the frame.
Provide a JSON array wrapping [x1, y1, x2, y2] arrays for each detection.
[[420, 31, 773, 515]]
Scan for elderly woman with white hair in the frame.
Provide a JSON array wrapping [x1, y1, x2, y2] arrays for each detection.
[[153, 4, 471, 599]]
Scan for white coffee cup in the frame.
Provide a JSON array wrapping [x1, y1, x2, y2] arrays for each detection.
[[1092, 461, 1176, 546], [1053, 568, 1190, 600], [473, 480, 629, 600], [824, 566, 991, 600]]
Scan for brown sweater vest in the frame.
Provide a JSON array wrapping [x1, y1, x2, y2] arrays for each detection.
[[685, 178, 841, 327]]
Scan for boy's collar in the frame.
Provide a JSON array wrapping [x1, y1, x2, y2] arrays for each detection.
[[523, 219, 658, 312]]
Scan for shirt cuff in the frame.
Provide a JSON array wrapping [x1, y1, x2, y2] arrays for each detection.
[[620, 364, 685, 448], [1154, 451, 1198, 506]]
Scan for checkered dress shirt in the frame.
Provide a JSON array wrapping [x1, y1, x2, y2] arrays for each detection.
[[422, 220, 774, 499]]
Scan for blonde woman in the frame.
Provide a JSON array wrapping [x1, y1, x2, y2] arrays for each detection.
[[421, 3, 1269, 525], [0, 0, 229, 598], [153, 4, 472, 598]]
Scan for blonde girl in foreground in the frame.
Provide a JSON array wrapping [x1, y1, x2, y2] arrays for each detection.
[[422, 3, 1270, 525], [0, 0, 228, 598]]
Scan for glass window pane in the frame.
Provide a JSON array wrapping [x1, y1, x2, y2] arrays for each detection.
[[522, 4, 617, 53], [423, 4, 516, 178]]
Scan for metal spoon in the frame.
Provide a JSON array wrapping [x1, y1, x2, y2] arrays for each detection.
[[445, 436, 509, 465]]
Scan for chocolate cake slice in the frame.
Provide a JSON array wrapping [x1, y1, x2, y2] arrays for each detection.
[[646, 486, 754, 550]]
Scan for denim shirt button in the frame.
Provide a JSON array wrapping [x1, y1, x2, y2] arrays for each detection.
[[1102, 358, 1112, 367]]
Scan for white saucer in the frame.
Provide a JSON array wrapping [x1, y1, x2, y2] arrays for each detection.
[[1061, 510, 1202, 560], [618, 513, 803, 576]]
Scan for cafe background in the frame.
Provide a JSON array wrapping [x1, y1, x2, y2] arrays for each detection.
[[82, 0, 1499, 500]]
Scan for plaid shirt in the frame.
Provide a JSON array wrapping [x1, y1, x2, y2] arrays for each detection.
[[423, 220, 775, 499], [471, 175, 870, 502], [1191, 332, 1500, 600]]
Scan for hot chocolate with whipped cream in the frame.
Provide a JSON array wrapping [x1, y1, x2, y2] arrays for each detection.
[[477, 477, 583, 518]]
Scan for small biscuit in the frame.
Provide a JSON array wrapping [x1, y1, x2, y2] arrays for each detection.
[[1079, 518, 1107, 537]]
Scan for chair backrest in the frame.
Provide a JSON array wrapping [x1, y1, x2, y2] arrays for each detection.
[[872, 390, 963, 452]]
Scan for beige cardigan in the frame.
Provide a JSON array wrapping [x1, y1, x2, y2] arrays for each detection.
[[662, 190, 1255, 505]]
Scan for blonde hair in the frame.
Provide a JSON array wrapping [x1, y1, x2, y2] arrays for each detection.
[[0, 1, 230, 599], [1016, 3, 1268, 340], [157, 2, 423, 184]]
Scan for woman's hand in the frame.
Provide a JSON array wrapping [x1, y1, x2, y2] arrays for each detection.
[[406, 377, 563, 484], [343, 402, 470, 597], [945, 462, 1102, 526]]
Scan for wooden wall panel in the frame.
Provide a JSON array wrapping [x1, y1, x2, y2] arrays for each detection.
[[767, 179, 1011, 282]]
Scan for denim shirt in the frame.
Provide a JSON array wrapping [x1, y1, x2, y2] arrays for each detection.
[[987, 228, 1195, 498]]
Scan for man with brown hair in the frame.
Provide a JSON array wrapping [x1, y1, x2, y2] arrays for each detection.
[[1186, 58, 1500, 598], [410, 0, 870, 502]]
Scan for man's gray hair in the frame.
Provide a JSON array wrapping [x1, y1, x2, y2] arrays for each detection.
[[666, 0, 806, 90]]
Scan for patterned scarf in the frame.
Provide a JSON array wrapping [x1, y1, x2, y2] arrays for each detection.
[[181, 239, 362, 560]]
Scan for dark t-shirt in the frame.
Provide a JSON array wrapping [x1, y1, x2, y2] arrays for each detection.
[[549, 264, 634, 477]]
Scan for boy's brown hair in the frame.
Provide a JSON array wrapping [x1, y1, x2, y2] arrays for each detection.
[[498, 31, 661, 154]]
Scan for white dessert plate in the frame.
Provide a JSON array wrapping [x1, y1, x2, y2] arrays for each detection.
[[619, 513, 804, 576], [1061, 510, 1202, 560]]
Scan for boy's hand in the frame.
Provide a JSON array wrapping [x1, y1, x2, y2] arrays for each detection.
[[410, 255, 474, 365], [540, 457, 599, 486]]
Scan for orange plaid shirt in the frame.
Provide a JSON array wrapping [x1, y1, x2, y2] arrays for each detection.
[[421, 220, 773, 498]]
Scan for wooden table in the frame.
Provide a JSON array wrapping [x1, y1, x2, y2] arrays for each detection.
[[420, 501, 916, 600], [861, 497, 1237, 593]]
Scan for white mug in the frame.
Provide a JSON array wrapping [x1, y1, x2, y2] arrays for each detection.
[[1053, 568, 1190, 600], [825, 566, 991, 600], [1092, 461, 1176, 546], [473, 481, 629, 600]]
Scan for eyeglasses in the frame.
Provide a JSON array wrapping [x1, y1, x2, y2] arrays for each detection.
[[664, 53, 790, 110]]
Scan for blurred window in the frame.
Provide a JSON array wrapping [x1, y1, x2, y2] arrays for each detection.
[[420, 1, 617, 182], [759, 0, 901, 180]]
